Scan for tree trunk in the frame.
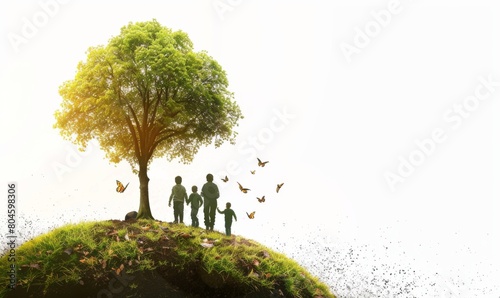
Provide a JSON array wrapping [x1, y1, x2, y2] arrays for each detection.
[[136, 159, 154, 220]]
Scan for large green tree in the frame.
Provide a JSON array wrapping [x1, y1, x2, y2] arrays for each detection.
[[54, 20, 242, 219]]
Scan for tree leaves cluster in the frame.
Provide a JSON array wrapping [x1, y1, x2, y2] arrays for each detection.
[[55, 19, 242, 170]]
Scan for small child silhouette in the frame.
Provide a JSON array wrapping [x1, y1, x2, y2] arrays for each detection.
[[186, 185, 203, 227], [217, 202, 237, 236]]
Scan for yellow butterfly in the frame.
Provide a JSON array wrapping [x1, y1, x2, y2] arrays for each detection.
[[257, 196, 265, 203], [257, 158, 269, 167], [237, 182, 250, 193], [276, 183, 284, 193], [221, 175, 229, 183], [116, 180, 129, 193], [246, 211, 255, 219]]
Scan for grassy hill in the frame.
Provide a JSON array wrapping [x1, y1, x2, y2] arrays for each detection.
[[0, 219, 335, 297]]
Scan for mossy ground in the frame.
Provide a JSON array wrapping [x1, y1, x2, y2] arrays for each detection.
[[0, 219, 335, 298]]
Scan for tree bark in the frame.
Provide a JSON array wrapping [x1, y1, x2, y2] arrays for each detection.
[[136, 159, 154, 220]]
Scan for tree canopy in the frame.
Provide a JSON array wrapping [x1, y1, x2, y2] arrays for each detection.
[[54, 20, 243, 219]]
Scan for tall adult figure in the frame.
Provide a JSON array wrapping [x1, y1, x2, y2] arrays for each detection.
[[201, 173, 220, 231]]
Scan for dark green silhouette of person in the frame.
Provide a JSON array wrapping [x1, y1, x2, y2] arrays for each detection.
[[186, 185, 203, 227], [201, 173, 220, 231], [217, 202, 237, 236], [168, 176, 187, 224]]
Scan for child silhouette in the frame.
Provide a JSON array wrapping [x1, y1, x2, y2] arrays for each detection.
[[217, 202, 237, 236]]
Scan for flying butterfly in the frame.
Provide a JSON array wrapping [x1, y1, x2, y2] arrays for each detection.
[[250, 170, 256, 175], [237, 182, 250, 193], [276, 183, 284, 193], [246, 211, 255, 219], [116, 180, 129, 193], [257, 196, 265, 203], [221, 175, 229, 183], [257, 158, 269, 167]]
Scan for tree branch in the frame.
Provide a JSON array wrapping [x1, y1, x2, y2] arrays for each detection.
[[148, 125, 191, 157]]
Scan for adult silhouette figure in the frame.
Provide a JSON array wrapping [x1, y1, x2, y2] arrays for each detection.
[[201, 173, 220, 231]]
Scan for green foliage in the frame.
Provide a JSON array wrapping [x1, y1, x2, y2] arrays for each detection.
[[54, 19, 242, 169]]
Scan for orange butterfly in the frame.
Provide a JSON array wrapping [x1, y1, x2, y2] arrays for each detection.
[[237, 182, 250, 193], [257, 196, 265, 203], [257, 158, 269, 167], [116, 180, 129, 193], [276, 183, 284, 193], [246, 211, 255, 219], [221, 176, 229, 182]]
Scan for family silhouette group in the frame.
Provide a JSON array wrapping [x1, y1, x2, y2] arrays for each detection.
[[168, 173, 237, 236]]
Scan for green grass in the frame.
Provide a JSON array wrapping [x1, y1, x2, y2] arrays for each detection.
[[0, 219, 335, 297]]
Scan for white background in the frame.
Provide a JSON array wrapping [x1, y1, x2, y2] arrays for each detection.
[[1, 1, 499, 297]]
